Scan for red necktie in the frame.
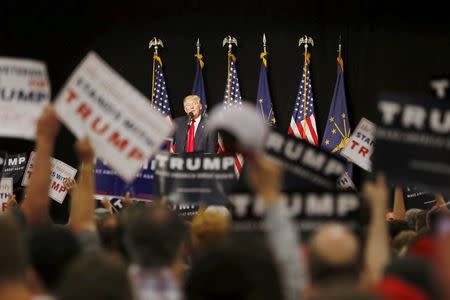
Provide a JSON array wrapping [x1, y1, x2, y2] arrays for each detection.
[[186, 119, 195, 152]]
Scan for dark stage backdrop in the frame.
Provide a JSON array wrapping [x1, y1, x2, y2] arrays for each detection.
[[1, 0, 449, 222]]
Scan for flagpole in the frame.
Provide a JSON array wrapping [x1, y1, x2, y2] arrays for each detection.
[[298, 35, 314, 134], [148, 37, 164, 103], [222, 36, 238, 106], [259, 34, 267, 116], [196, 38, 200, 56], [337, 36, 348, 137]]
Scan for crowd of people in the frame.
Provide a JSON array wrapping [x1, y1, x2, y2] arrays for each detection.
[[1, 104, 450, 300]]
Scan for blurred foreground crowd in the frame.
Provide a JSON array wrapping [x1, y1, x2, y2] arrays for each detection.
[[1, 105, 450, 300]]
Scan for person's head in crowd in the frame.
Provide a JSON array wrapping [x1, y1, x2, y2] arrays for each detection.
[[97, 214, 120, 255], [185, 237, 283, 300], [27, 224, 81, 296], [387, 219, 410, 241], [58, 250, 132, 300], [114, 203, 149, 262], [391, 230, 416, 257], [416, 210, 428, 232], [124, 205, 187, 269], [382, 256, 441, 300], [406, 208, 424, 230], [0, 215, 30, 299], [307, 222, 361, 290], [191, 205, 231, 253]]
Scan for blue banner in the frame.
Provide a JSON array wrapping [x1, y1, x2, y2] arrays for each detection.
[[95, 159, 154, 200]]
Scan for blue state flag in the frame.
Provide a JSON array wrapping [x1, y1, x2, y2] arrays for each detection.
[[256, 51, 275, 126], [321, 55, 353, 177], [192, 53, 207, 116]]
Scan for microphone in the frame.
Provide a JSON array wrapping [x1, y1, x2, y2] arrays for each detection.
[[188, 112, 194, 121]]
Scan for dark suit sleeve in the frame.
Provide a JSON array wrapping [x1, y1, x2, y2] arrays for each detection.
[[206, 129, 218, 153], [172, 117, 180, 152]]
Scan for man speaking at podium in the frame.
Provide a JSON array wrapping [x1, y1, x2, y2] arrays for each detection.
[[173, 95, 216, 153]]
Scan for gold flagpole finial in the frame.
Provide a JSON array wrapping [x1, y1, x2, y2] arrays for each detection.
[[149, 37, 164, 103], [222, 35, 238, 52], [196, 38, 201, 56], [149, 37, 164, 55], [298, 35, 314, 53], [222, 36, 238, 106]]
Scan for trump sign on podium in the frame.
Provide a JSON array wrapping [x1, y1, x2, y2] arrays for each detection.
[[54, 52, 173, 182]]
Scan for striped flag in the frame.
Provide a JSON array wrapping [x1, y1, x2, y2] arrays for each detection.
[[151, 53, 173, 151], [218, 50, 244, 175], [288, 52, 319, 145], [256, 50, 276, 126]]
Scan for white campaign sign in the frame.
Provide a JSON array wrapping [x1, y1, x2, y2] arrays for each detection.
[[341, 118, 376, 172], [54, 52, 174, 182], [336, 172, 356, 191], [0, 58, 50, 139], [21, 151, 78, 204], [0, 178, 13, 212]]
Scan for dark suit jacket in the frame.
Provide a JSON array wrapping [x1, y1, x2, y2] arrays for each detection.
[[172, 115, 217, 153]]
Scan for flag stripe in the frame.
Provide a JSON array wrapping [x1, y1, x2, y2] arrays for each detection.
[[306, 115, 318, 145]]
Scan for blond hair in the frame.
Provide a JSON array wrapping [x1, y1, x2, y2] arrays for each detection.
[[183, 95, 201, 105], [191, 206, 230, 250]]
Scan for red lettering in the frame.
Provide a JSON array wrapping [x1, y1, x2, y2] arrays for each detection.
[[66, 89, 78, 103], [350, 140, 360, 150], [76, 103, 92, 120], [127, 147, 144, 160], [91, 117, 110, 134], [58, 185, 67, 193], [359, 146, 369, 157], [51, 181, 60, 191], [27, 170, 33, 179], [108, 131, 129, 151], [2, 202, 6, 212]]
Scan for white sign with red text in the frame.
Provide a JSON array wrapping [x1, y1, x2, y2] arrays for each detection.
[[53, 52, 173, 182], [21, 151, 77, 203], [0, 178, 13, 212], [0, 58, 51, 140], [341, 118, 376, 172]]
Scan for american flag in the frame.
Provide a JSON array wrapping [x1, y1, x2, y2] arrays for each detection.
[[152, 54, 172, 121], [288, 52, 319, 145], [218, 51, 244, 174], [151, 53, 173, 151]]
